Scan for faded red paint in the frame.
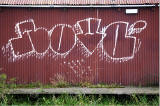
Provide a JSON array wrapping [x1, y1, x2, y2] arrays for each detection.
[[0, 7, 159, 86]]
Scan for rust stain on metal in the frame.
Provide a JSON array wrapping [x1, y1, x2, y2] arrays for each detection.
[[0, 7, 159, 86]]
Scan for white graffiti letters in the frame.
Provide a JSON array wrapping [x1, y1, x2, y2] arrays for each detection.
[[49, 24, 76, 56], [74, 18, 103, 54], [102, 22, 136, 62], [2, 18, 147, 62]]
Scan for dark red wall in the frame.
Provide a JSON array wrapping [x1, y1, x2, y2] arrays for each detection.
[[0, 7, 159, 86]]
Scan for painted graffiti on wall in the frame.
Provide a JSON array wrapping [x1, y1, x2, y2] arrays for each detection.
[[2, 18, 147, 63]]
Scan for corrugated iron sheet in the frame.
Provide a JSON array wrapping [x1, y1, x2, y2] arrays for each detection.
[[0, 7, 159, 86], [0, 0, 159, 5]]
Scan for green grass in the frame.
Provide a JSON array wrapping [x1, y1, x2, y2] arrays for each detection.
[[0, 73, 124, 88], [0, 73, 159, 105], [0, 94, 159, 105], [8, 82, 124, 88]]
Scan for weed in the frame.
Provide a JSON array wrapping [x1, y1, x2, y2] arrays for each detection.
[[0, 73, 8, 104], [0, 69, 17, 104], [0, 68, 158, 105], [50, 74, 71, 88], [75, 81, 93, 87]]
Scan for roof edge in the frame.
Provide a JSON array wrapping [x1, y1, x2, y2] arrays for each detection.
[[0, 4, 158, 8], [0, 0, 159, 5]]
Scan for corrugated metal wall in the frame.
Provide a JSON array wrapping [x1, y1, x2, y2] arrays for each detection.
[[0, 7, 159, 86]]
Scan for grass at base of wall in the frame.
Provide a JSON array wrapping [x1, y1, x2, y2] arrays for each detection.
[[0, 94, 159, 105], [13, 82, 125, 88]]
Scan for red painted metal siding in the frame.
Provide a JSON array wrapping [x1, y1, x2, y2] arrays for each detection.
[[0, 7, 159, 86]]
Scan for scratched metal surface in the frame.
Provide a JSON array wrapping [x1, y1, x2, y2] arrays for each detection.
[[0, 7, 159, 86]]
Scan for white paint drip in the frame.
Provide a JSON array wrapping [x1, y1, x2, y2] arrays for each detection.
[[135, 39, 142, 53]]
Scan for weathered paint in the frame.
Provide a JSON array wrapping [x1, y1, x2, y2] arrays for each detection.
[[0, 7, 159, 86], [0, 0, 159, 5]]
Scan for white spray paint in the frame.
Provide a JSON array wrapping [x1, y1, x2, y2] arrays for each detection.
[[113, 25, 120, 56], [128, 20, 147, 36], [49, 24, 77, 58], [63, 59, 93, 78], [3, 19, 53, 62], [73, 18, 104, 56], [1, 18, 147, 63], [100, 20, 147, 62]]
